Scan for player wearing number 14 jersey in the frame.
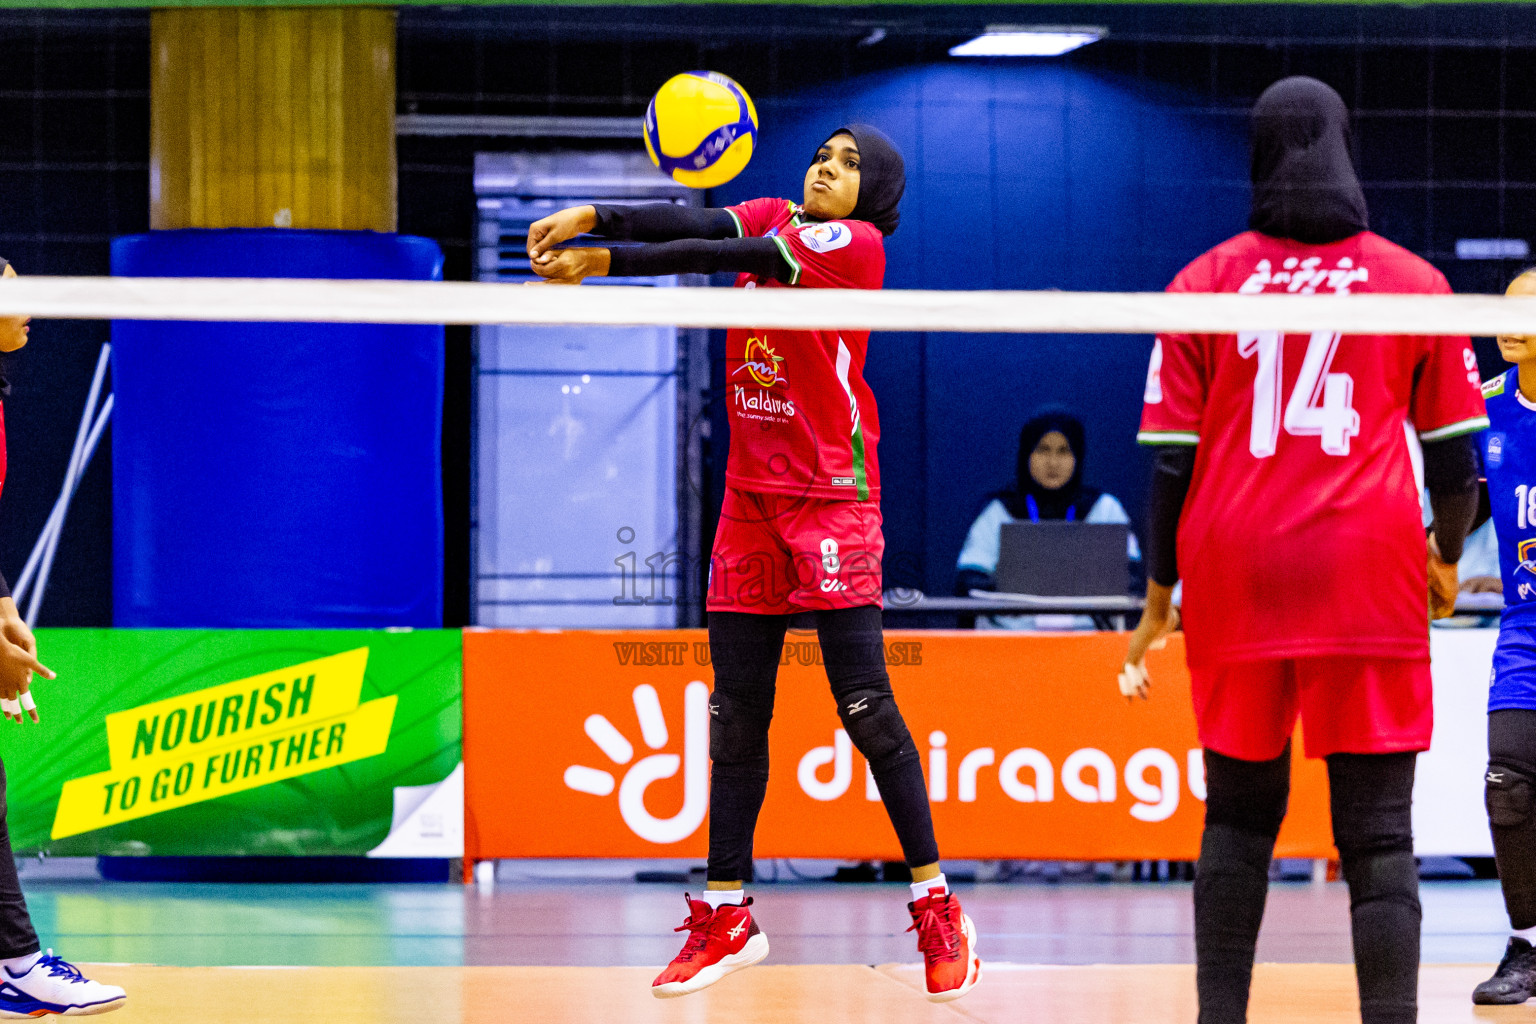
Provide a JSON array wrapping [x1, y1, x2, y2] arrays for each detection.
[[1122, 78, 1486, 1024], [1141, 230, 1484, 671]]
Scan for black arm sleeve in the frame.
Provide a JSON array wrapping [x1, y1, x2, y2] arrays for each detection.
[[1146, 445, 1197, 588], [1423, 433, 1481, 564], [591, 204, 738, 242], [606, 237, 793, 283], [0, 571, 11, 601], [1473, 478, 1492, 533]]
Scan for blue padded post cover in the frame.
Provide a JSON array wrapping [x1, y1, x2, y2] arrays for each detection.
[[111, 229, 445, 628]]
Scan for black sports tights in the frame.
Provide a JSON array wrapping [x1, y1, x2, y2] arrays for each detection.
[[1487, 709, 1536, 930], [0, 759, 38, 959], [1196, 744, 1419, 1024], [705, 606, 938, 882]]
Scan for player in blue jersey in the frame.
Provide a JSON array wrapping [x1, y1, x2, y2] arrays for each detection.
[[1471, 269, 1536, 1005]]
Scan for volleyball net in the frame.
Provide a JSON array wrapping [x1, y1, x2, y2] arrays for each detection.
[[2, 275, 1536, 335]]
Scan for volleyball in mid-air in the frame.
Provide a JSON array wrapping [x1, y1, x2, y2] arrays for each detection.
[[643, 71, 758, 189]]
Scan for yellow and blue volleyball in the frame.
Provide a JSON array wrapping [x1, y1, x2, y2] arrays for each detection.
[[644, 71, 758, 189]]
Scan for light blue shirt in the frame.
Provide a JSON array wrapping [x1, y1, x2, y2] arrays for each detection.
[[1459, 518, 1500, 582]]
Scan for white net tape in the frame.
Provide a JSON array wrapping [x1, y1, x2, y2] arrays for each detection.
[[2, 276, 1536, 335]]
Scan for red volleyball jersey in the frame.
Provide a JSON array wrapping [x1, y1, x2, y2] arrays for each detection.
[[1139, 230, 1488, 668], [721, 198, 885, 502]]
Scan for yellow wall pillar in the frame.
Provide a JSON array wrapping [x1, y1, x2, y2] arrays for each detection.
[[150, 7, 397, 232]]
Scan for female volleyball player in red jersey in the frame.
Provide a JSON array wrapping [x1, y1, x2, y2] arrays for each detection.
[[527, 124, 980, 1004], [0, 260, 128, 1017], [1121, 78, 1486, 1024]]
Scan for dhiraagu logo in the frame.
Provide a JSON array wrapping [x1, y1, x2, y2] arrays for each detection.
[[51, 648, 396, 840], [563, 682, 708, 845]]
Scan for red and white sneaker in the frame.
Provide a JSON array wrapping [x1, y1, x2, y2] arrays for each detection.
[[651, 894, 769, 999], [907, 888, 981, 1002]]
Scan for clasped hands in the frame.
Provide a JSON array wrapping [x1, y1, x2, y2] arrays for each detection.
[[524, 205, 611, 285]]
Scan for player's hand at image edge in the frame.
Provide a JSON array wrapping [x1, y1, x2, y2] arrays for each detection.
[[1427, 534, 1460, 620], [0, 598, 50, 724]]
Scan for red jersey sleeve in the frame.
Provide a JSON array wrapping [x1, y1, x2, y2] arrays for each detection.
[[1411, 333, 1490, 441], [775, 219, 884, 290], [1406, 271, 1490, 441], [724, 197, 792, 239], [1138, 269, 1207, 446]]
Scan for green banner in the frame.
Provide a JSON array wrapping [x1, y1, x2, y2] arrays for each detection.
[[5, 630, 461, 857]]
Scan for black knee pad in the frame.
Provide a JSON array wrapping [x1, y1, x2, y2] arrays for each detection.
[[1485, 751, 1536, 930], [1204, 745, 1291, 838], [1488, 759, 1536, 828], [836, 685, 915, 770], [708, 688, 774, 767]]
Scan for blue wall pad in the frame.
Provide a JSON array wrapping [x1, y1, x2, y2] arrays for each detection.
[[112, 229, 445, 628]]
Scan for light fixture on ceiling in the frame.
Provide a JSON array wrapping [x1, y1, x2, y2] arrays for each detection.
[[949, 25, 1106, 58]]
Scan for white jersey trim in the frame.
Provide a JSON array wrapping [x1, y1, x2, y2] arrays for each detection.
[[1419, 416, 1492, 442]]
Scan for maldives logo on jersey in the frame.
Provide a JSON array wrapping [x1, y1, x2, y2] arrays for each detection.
[[800, 222, 852, 254], [735, 336, 788, 388]]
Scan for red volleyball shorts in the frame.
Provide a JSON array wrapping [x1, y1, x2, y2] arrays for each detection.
[[1190, 656, 1433, 761], [707, 487, 883, 614]]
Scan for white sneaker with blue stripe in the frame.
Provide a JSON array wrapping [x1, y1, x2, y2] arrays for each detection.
[[0, 951, 125, 1016]]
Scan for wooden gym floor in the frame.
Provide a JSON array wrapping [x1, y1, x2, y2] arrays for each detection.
[[77, 963, 1528, 1024], [14, 868, 1527, 1021]]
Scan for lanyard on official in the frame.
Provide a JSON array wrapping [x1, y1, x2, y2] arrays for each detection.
[[1025, 495, 1076, 522]]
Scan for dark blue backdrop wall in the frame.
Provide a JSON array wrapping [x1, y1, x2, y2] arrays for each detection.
[[18, 9, 1532, 623], [715, 63, 1250, 598]]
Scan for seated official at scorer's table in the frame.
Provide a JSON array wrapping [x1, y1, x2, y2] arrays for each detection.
[[954, 410, 1141, 629]]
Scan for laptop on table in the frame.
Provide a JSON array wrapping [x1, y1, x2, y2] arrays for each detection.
[[993, 521, 1130, 600]]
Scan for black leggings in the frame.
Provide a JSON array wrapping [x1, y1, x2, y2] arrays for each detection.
[[0, 759, 38, 959], [1487, 709, 1536, 929], [705, 606, 939, 882], [1196, 744, 1419, 1024]]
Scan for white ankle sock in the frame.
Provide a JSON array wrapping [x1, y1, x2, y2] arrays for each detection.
[[702, 889, 746, 910], [1513, 925, 1536, 943], [911, 873, 948, 902], [1, 951, 40, 975]]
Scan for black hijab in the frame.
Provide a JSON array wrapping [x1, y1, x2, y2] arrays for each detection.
[[994, 410, 1101, 521], [1248, 76, 1369, 245], [818, 123, 905, 237]]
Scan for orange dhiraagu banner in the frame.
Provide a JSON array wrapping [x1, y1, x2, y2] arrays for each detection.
[[463, 630, 1335, 862]]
